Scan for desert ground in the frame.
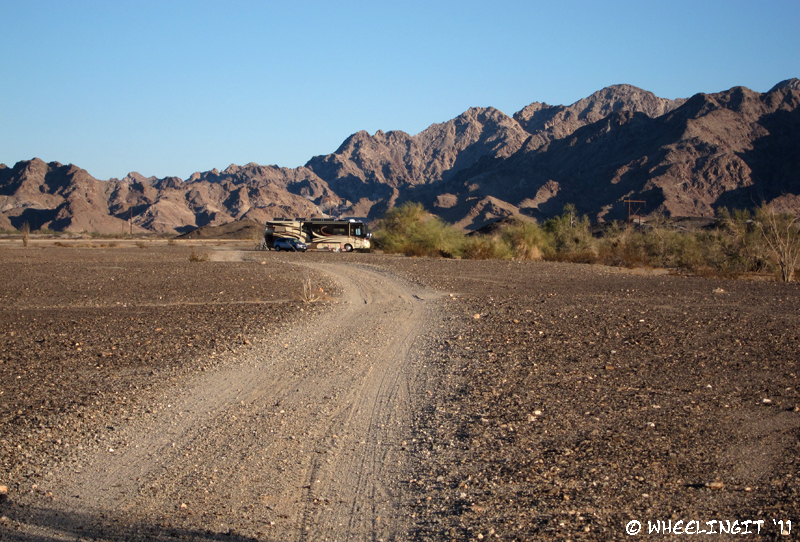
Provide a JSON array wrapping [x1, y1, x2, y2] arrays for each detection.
[[1, 239, 798, 541]]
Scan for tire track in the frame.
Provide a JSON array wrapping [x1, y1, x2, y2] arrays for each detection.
[[16, 262, 438, 541]]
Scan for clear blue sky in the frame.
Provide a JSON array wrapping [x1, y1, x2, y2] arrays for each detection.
[[2, 0, 798, 180]]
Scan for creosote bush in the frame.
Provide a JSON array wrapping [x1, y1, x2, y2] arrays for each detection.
[[374, 202, 799, 280], [375, 202, 463, 258]]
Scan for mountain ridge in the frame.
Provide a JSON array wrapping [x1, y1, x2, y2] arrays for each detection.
[[2, 80, 799, 233]]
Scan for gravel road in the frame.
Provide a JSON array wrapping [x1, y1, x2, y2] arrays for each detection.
[[3, 250, 441, 541]]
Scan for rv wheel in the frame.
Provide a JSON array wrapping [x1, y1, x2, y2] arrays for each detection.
[[344, 244, 353, 252]]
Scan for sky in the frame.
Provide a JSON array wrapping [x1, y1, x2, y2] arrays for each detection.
[[2, 0, 799, 181]]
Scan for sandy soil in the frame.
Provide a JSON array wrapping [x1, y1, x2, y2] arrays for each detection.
[[1, 241, 799, 541]]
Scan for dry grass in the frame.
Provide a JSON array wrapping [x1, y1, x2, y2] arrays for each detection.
[[295, 275, 325, 303], [20, 222, 30, 247], [188, 250, 209, 262]]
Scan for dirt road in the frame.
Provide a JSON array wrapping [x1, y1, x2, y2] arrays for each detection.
[[12, 261, 439, 541]]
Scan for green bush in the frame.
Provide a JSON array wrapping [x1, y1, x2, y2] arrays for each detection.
[[598, 224, 658, 268], [499, 220, 548, 260], [542, 205, 596, 263], [461, 235, 514, 260], [375, 202, 464, 257], [373, 202, 797, 279]]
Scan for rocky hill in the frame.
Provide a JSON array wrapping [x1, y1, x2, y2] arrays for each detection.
[[2, 80, 798, 233]]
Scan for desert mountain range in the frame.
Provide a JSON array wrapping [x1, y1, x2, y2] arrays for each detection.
[[2, 79, 799, 234]]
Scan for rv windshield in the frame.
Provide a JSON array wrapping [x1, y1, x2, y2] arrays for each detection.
[[352, 224, 369, 237]]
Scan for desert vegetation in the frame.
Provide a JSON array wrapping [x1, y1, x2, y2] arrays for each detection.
[[188, 250, 210, 262], [19, 221, 30, 247], [375, 201, 800, 280]]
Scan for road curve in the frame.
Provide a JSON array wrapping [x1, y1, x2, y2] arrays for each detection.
[[15, 262, 439, 541]]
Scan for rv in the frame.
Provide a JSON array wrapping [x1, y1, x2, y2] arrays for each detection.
[[262, 218, 372, 252]]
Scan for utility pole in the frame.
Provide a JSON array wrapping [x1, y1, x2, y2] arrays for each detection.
[[623, 199, 646, 227], [322, 196, 339, 219]]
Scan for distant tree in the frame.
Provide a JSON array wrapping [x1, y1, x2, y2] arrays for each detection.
[[754, 203, 800, 282]]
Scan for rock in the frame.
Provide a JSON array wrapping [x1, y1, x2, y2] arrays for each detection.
[[706, 481, 724, 490]]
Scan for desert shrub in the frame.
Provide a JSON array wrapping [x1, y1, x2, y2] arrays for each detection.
[[596, 215, 760, 276], [598, 223, 660, 268], [543, 204, 596, 261], [135, 241, 147, 249], [716, 207, 767, 274], [188, 250, 209, 262], [753, 203, 800, 281], [375, 202, 464, 257], [294, 274, 324, 303], [462, 235, 514, 260], [497, 220, 547, 260], [19, 222, 30, 247], [373, 202, 797, 278]]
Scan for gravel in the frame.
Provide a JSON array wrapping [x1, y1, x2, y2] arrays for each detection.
[[1, 243, 799, 541]]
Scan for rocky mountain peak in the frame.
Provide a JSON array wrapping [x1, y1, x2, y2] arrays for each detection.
[[514, 84, 685, 141], [114, 172, 158, 185], [769, 78, 800, 92]]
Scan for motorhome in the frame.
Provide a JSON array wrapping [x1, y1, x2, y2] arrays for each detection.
[[261, 218, 372, 252]]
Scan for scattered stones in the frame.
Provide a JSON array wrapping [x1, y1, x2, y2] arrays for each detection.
[[390, 255, 800, 541], [3, 250, 799, 541]]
